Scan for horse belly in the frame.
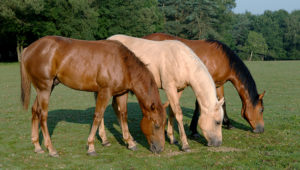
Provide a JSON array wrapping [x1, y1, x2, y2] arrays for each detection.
[[57, 68, 99, 91]]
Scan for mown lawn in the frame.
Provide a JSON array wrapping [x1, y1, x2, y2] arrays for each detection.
[[0, 61, 299, 169]]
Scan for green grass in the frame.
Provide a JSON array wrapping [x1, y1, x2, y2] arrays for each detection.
[[0, 61, 299, 169]]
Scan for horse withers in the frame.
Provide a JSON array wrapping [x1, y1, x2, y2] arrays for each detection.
[[20, 36, 166, 156], [144, 33, 265, 134], [101, 34, 224, 151]]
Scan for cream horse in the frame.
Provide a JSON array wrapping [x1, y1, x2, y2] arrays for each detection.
[[99, 35, 224, 151]]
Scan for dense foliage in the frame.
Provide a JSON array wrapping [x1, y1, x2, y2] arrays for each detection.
[[0, 0, 299, 61]]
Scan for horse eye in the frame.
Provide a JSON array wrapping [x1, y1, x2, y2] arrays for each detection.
[[216, 121, 221, 125]]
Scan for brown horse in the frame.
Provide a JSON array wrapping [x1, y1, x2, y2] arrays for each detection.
[[20, 36, 166, 157], [144, 33, 265, 134]]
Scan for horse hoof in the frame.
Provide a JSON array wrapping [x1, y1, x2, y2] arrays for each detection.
[[225, 124, 234, 129], [87, 151, 98, 156], [128, 145, 137, 151], [190, 132, 201, 138], [49, 152, 59, 157], [34, 148, 45, 154], [102, 141, 111, 147], [182, 146, 191, 152]]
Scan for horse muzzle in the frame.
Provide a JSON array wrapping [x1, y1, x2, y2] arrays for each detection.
[[207, 138, 222, 147], [253, 124, 264, 133], [150, 142, 164, 154]]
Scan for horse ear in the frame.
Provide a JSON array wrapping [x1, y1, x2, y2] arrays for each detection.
[[259, 91, 266, 100], [215, 97, 224, 111], [217, 97, 224, 107]]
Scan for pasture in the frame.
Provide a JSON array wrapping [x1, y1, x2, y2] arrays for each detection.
[[0, 61, 299, 169]]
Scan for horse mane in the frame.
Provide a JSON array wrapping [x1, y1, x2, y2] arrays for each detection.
[[206, 40, 259, 106], [114, 39, 154, 96]]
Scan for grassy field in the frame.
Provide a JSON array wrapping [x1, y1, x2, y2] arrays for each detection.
[[0, 61, 299, 169]]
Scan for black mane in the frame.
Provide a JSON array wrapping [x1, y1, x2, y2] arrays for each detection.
[[206, 39, 259, 106]]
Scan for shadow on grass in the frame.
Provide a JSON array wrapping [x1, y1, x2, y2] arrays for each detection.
[[39, 102, 252, 152], [179, 105, 252, 132], [165, 105, 252, 147], [39, 102, 150, 151]]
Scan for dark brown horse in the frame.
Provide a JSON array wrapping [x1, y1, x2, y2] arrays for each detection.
[[144, 33, 265, 134], [20, 36, 166, 157]]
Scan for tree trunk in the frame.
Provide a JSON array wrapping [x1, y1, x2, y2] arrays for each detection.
[[17, 42, 23, 62], [248, 50, 253, 61]]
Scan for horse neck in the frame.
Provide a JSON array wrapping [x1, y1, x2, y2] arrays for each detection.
[[229, 72, 259, 107], [130, 71, 159, 110], [189, 68, 217, 112]]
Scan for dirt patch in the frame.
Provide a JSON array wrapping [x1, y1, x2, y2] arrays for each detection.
[[207, 146, 245, 152], [137, 147, 245, 158]]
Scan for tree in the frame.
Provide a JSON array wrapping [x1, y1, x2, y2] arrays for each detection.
[[251, 10, 289, 60], [284, 10, 300, 59], [96, 0, 164, 38], [0, 0, 47, 61], [243, 31, 268, 61], [0, 0, 99, 61], [158, 0, 235, 40]]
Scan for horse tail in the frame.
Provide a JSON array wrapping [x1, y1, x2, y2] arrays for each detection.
[[20, 48, 31, 110]]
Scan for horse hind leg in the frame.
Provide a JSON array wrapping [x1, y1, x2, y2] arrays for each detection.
[[36, 87, 59, 157], [167, 105, 178, 145], [111, 94, 137, 151], [31, 97, 44, 154], [95, 92, 111, 146], [98, 118, 111, 147]]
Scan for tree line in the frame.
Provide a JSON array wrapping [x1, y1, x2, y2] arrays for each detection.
[[0, 0, 299, 62]]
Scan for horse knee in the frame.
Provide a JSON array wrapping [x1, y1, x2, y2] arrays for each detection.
[[175, 114, 183, 122]]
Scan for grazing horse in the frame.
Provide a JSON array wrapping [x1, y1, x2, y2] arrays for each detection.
[[100, 34, 224, 152], [144, 33, 265, 134], [20, 36, 166, 156]]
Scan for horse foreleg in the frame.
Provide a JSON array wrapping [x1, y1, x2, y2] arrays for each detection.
[[216, 86, 233, 129], [87, 88, 111, 156], [112, 94, 136, 150], [166, 89, 190, 152], [31, 97, 44, 154]]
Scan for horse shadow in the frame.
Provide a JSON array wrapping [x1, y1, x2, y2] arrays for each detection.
[[180, 106, 251, 131], [39, 102, 150, 151], [170, 106, 252, 145], [39, 103, 251, 151]]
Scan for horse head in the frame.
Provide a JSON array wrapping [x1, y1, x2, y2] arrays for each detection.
[[198, 98, 224, 147], [140, 102, 166, 153], [242, 91, 265, 133]]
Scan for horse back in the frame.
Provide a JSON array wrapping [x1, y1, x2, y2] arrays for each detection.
[[23, 36, 133, 93], [144, 33, 232, 86]]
